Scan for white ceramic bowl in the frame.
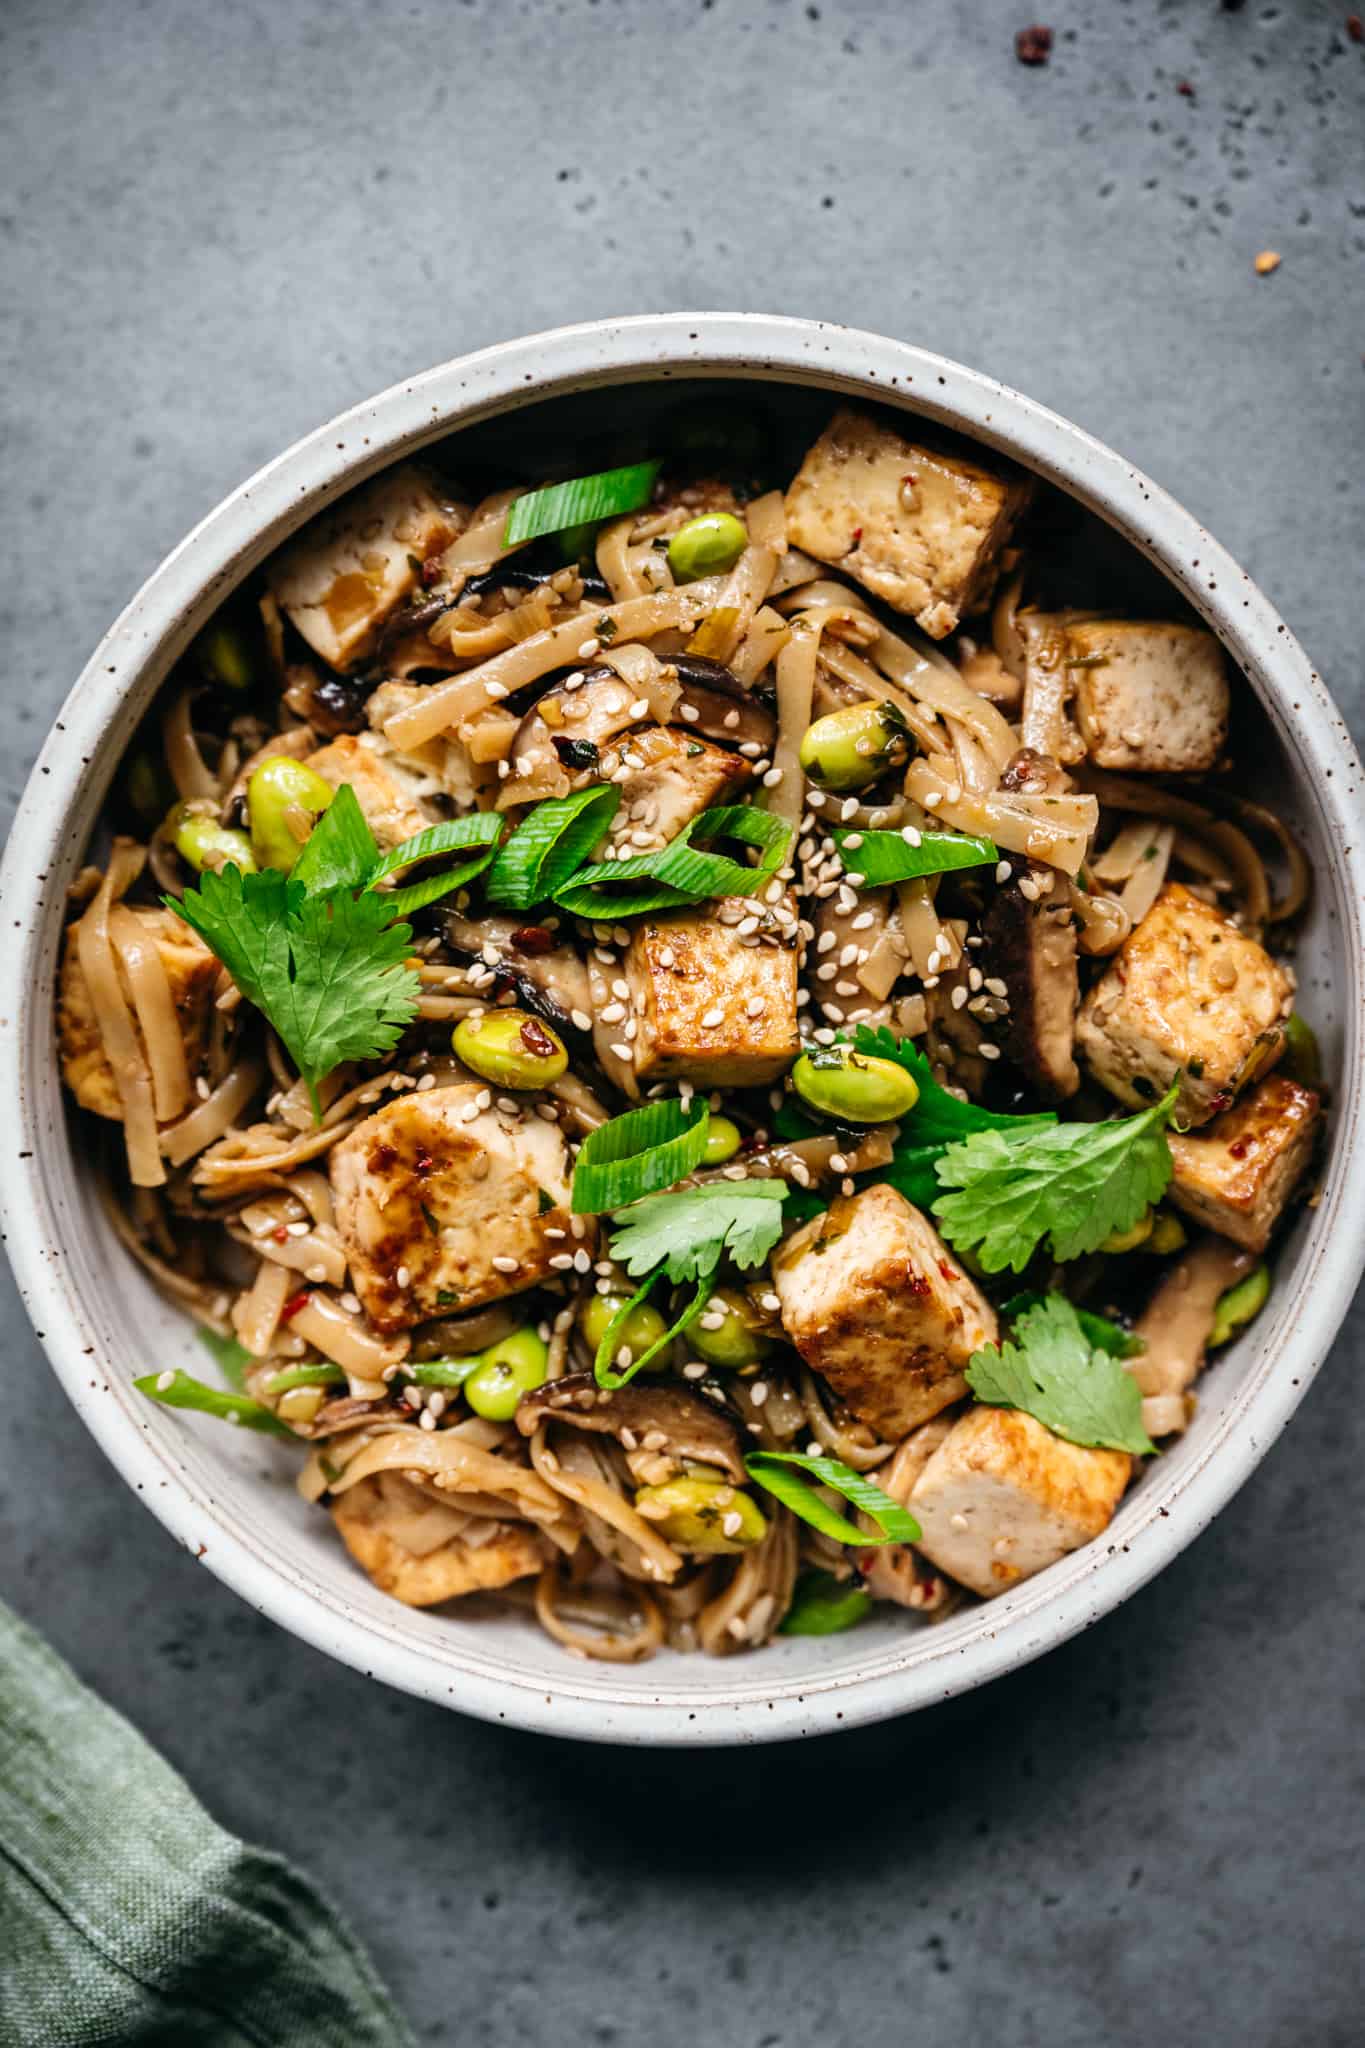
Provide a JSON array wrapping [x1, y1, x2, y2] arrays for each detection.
[[4, 314, 1362, 1745]]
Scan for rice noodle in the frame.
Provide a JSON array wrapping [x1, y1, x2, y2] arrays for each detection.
[[383, 585, 725, 750], [696, 1510, 798, 1653], [288, 1291, 407, 1377], [770, 620, 818, 825], [160, 1055, 264, 1165], [232, 1256, 293, 1357], [108, 906, 191, 1121], [1118, 823, 1176, 924], [438, 488, 523, 584], [76, 844, 164, 1186], [730, 605, 792, 685], [162, 686, 220, 801], [533, 1563, 665, 1663], [327, 1424, 567, 1529], [797, 1366, 894, 1471], [528, 1424, 682, 1581], [1075, 767, 1271, 927], [905, 755, 1097, 875]]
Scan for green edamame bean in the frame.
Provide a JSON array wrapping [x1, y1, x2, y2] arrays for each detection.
[[1281, 1011, 1322, 1089], [195, 620, 254, 693], [791, 1044, 920, 1124], [1100, 1209, 1153, 1255], [246, 757, 336, 873], [633, 1474, 768, 1553], [797, 701, 910, 792], [691, 1287, 770, 1370], [171, 803, 257, 876], [452, 1008, 568, 1090], [463, 1326, 550, 1420], [579, 1293, 670, 1371], [667, 512, 748, 584], [702, 1114, 742, 1166], [1208, 1264, 1270, 1350], [1145, 1210, 1188, 1257]]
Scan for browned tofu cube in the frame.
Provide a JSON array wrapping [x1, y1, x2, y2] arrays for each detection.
[[269, 464, 467, 671], [619, 899, 801, 1087], [909, 1406, 1132, 1597], [58, 907, 218, 1122], [784, 407, 1030, 638], [332, 1473, 547, 1607], [599, 727, 752, 854], [772, 1184, 998, 1438], [304, 733, 435, 849], [1167, 1073, 1321, 1250], [1070, 619, 1229, 772], [329, 1084, 579, 1333], [1076, 882, 1291, 1125]]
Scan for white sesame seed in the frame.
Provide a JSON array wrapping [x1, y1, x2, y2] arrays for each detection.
[[416, 1072, 437, 1092], [951, 985, 969, 1010], [682, 1362, 708, 1380], [395, 1264, 411, 1288], [722, 1511, 743, 1537], [610, 1041, 634, 1061], [901, 825, 923, 848], [979, 1042, 1001, 1060], [156, 1369, 176, 1392], [629, 697, 650, 719], [806, 1441, 823, 1459], [577, 637, 600, 659], [995, 860, 1012, 884], [491, 1254, 519, 1274], [548, 1253, 574, 1271], [922, 790, 942, 808], [761, 767, 783, 789], [841, 832, 863, 850], [701, 1006, 724, 1028], [1018, 876, 1040, 902], [573, 1248, 592, 1274], [750, 1382, 769, 1406], [746, 995, 765, 1017], [679, 701, 701, 723], [570, 1008, 592, 1031], [484, 679, 509, 700]]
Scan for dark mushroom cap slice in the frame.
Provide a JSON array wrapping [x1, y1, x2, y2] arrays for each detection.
[[515, 1372, 747, 1483]]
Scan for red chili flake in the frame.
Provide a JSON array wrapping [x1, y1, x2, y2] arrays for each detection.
[[511, 925, 555, 955], [1209, 1091, 1233, 1114], [280, 1289, 311, 1323], [1014, 23, 1053, 65], [937, 1260, 960, 1283], [419, 554, 444, 587], [1177, 78, 1195, 97], [1348, 14, 1363, 40], [907, 1272, 932, 1297], [902, 473, 918, 486], [1228, 1138, 1251, 1159], [414, 1148, 435, 1176], [271, 1225, 290, 1244], [521, 1016, 558, 1059], [850, 527, 863, 545]]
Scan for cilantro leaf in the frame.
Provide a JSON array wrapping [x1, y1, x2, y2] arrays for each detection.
[[291, 784, 380, 894], [607, 1182, 789, 1285], [965, 1293, 1155, 1455], [931, 1081, 1179, 1274], [1001, 1292, 1146, 1360], [172, 864, 418, 1111]]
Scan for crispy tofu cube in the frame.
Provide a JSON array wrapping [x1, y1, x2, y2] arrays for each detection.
[[1167, 1073, 1320, 1251], [329, 1085, 579, 1334], [269, 464, 467, 671], [1070, 619, 1229, 772], [304, 733, 435, 849], [332, 1473, 547, 1607], [784, 407, 1030, 638], [619, 899, 801, 1087], [598, 727, 752, 854], [910, 1406, 1131, 1597], [772, 1184, 997, 1438], [58, 907, 218, 1121], [1076, 882, 1291, 1125]]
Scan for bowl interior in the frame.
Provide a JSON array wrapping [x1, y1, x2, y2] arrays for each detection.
[[9, 339, 1362, 1742]]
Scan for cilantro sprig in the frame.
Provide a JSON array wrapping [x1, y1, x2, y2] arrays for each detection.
[[170, 783, 502, 1114], [932, 1080, 1179, 1274], [966, 1293, 1155, 1456], [591, 1181, 789, 1389]]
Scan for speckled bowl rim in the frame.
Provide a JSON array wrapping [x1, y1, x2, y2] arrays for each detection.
[[3, 313, 1362, 1746]]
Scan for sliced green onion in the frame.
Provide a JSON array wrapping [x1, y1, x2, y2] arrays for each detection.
[[571, 1097, 710, 1215], [198, 1326, 252, 1392], [553, 804, 794, 920], [743, 1451, 921, 1547], [135, 1369, 292, 1437], [291, 784, 380, 894], [831, 827, 997, 887], [367, 813, 506, 917], [484, 784, 621, 911], [262, 1363, 347, 1395], [503, 460, 661, 548], [1001, 1292, 1146, 1359], [407, 1358, 485, 1388], [779, 1570, 874, 1636], [593, 1271, 710, 1390]]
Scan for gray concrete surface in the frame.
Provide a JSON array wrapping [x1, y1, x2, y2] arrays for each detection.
[[3, 2, 1363, 2042]]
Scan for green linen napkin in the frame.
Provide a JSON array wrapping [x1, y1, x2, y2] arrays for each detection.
[[0, 1600, 414, 2048]]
